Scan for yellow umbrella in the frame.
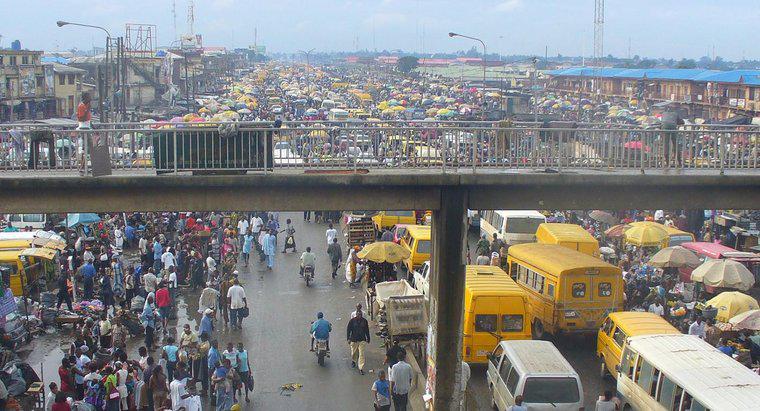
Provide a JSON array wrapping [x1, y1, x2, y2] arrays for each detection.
[[706, 291, 759, 322], [357, 241, 411, 263], [391, 105, 406, 112], [623, 224, 668, 247], [308, 130, 328, 139]]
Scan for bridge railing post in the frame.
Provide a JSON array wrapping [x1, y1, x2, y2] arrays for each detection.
[[173, 130, 178, 174]]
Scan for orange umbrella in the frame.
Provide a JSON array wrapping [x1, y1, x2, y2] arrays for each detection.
[[604, 224, 631, 238]]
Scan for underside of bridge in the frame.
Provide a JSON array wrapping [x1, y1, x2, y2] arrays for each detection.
[[1, 172, 757, 409]]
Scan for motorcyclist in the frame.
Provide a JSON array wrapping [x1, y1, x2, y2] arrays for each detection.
[[300, 246, 317, 277], [310, 312, 332, 351]]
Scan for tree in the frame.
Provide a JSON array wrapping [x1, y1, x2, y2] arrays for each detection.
[[676, 58, 697, 69], [397, 56, 419, 74]]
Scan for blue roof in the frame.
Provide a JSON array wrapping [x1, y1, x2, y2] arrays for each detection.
[[41, 56, 69, 64], [548, 67, 760, 85]]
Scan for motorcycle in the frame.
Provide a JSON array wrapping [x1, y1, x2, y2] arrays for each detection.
[[315, 338, 328, 365], [303, 264, 314, 286]]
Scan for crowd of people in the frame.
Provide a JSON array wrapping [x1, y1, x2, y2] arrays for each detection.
[[47, 211, 303, 410]]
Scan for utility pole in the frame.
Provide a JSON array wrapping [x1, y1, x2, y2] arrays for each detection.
[[593, 0, 605, 99]]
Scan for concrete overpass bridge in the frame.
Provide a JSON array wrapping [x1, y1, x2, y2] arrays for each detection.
[[0, 122, 759, 409]]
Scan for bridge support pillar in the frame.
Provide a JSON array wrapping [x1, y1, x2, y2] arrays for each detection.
[[430, 186, 467, 410]]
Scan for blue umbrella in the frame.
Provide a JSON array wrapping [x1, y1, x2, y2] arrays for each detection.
[[67, 213, 101, 228]]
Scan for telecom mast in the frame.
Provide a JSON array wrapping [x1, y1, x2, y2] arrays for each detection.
[[187, 0, 195, 36]]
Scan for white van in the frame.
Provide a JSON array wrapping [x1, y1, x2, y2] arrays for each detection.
[[480, 210, 546, 246], [487, 340, 583, 411], [4, 214, 47, 230]]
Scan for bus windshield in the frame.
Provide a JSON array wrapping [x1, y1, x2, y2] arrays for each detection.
[[507, 218, 545, 234], [522, 377, 580, 403]]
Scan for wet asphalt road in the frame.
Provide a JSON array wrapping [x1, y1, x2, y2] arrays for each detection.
[[25, 216, 615, 410], [26, 212, 386, 410]]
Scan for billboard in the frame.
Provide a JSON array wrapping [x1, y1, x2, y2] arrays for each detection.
[[20, 68, 37, 97], [44, 65, 55, 96]]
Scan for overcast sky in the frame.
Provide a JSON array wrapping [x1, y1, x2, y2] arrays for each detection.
[[2, 0, 756, 60]]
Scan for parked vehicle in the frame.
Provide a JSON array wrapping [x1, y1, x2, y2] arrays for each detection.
[[464, 265, 531, 364], [597, 311, 679, 379], [507, 243, 624, 338], [481, 210, 546, 246], [535, 222, 600, 257], [487, 340, 583, 411], [617, 334, 760, 411]]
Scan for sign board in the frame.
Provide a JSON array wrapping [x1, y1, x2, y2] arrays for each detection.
[[44, 65, 55, 96], [729, 98, 738, 107], [20, 68, 36, 97]]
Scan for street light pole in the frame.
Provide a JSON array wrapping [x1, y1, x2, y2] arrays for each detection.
[[449, 32, 488, 120], [57, 20, 112, 123], [299, 48, 316, 97], [448, 32, 487, 93]]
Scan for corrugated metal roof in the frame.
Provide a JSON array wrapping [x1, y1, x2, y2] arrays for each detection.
[[548, 67, 760, 86], [628, 334, 760, 410]]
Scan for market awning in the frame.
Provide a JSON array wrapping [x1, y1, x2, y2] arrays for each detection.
[[20, 247, 57, 260]]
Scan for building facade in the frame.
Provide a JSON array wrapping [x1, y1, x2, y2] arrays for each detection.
[[0, 49, 56, 121], [49, 63, 88, 118], [546, 67, 760, 120]]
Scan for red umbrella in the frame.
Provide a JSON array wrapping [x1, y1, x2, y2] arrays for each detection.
[[604, 224, 631, 238], [623, 141, 651, 152]]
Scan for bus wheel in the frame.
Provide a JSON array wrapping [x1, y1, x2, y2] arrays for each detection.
[[531, 320, 544, 340]]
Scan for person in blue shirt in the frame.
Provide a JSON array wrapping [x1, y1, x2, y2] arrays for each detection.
[[200, 309, 214, 339], [162, 336, 179, 381], [81, 260, 96, 300], [124, 224, 136, 245], [310, 312, 332, 351], [140, 295, 156, 349], [212, 358, 233, 411], [152, 238, 163, 272], [207, 340, 221, 373], [236, 342, 252, 403], [717, 338, 736, 356]]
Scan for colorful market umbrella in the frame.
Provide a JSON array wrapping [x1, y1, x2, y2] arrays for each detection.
[[67, 213, 101, 228], [589, 210, 618, 226], [623, 224, 668, 247], [649, 246, 701, 268], [729, 309, 760, 330], [357, 241, 411, 263], [706, 291, 759, 323], [690, 259, 756, 291]]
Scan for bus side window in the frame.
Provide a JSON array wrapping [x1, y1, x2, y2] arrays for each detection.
[[672, 385, 683, 411], [546, 282, 555, 299], [601, 317, 613, 335], [510, 263, 518, 279], [620, 348, 635, 379], [650, 368, 660, 397], [637, 359, 655, 396], [612, 327, 627, 347], [633, 354, 643, 382]]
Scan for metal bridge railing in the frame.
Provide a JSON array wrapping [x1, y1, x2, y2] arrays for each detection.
[[0, 122, 757, 174]]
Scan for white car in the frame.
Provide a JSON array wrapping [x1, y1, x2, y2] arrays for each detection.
[[412, 260, 430, 298], [273, 141, 303, 165]]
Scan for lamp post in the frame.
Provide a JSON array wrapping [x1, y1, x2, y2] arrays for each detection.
[[448, 32, 487, 92], [299, 49, 316, 95], [57, 20, 112, 123]]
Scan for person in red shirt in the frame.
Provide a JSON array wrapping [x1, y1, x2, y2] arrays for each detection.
[[76, 92, 92, 127], [52, 390, 72, 411], [58, 358, 74, 397], [155, 283, 172, 334]]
